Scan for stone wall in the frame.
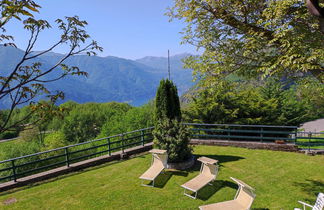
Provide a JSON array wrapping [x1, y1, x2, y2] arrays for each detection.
[[190, 139, 299, 152]]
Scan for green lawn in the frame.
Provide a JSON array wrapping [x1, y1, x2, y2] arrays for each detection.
[[0, 145, 323, 209]]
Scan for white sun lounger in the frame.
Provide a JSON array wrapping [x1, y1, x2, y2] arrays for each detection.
[[199, 177, 256, 210], [294, 192, 324, 210], [139, 149, 168, 187], [181, 156, 219, 199]]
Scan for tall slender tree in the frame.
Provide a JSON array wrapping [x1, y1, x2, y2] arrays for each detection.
[[153, 79, 191, 163]]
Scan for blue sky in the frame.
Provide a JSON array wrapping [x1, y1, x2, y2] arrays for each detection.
[[4, 0, 197, 59]]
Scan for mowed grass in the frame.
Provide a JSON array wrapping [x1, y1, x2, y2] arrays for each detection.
[[0, 145, 323, 209]]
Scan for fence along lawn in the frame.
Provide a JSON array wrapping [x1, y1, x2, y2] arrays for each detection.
[[0, 145, 323, 209]]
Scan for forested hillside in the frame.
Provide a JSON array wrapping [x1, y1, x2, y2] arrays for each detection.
[[0, 46, 194, 108]]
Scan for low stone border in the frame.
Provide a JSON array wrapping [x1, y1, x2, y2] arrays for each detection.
[[190, 139, 299, 152]]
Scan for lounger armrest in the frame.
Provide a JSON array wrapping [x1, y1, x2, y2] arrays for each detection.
[[298, 201, 314, 209]]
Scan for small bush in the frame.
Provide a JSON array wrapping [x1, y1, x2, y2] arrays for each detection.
[[43, 131, 67, 151], [0, 130, 18, 139]]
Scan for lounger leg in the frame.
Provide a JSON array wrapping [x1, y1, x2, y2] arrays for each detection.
[[183, 188, 198, 199], [141, 179, 155, 187]]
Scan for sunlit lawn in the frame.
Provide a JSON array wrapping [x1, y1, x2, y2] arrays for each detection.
[[0, 145, 323, 209]]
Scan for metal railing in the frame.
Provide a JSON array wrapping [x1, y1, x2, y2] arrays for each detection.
[[0, 127, 154, 183], [296, 132, 324, 151], [1, 123, 322, 184], [185, 123, 297, 143]]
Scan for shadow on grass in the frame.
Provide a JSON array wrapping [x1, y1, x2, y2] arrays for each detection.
[[294, 179, 324, 203], [198, 180, 238, 201], [194, 154, 245, 165], [170, 170, 188, 177], [153, 171, 173, 188], [183, 154, 244, 173], [143, 170, 189, 189]]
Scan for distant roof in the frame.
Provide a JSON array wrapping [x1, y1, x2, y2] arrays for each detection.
[[300, 118, 324, 132]]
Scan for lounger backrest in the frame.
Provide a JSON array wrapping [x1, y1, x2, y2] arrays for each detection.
[[313, 192, 324, 210], [201, 163, 218, 178], [235, 186, 255, 209], [152, 153, 168, 168]]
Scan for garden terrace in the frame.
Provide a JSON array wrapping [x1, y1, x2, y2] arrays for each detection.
[[0, 145, 323, 209], [0, 124, 323, 187]]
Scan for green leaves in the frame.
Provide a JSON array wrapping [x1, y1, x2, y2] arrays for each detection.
[[185, 79, 318, 126], [169, 0, 324, 82], [0, 0, 40, 28]]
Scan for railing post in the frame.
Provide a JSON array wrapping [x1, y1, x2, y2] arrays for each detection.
[[141, 130, 145, 146], [107, 138, 111, 156], [65, 148, 70, 167], [308, 132, 311, 152], [260, 128, 263, 143], [121, 134, 124, 154], [294, 128, 297, 144], [11, 160, 17, 182]]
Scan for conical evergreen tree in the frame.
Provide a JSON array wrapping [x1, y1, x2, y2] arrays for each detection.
[[153, 79, 191, 163]]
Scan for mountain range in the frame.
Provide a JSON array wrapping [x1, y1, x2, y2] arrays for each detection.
[[0, 46, 194, 108]]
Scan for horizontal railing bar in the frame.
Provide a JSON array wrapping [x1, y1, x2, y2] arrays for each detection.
[[0, 148, 66, 164], [297, 132, 324, 135], [0, 175, 14, 182], [69, 149, 109, 163], [16, 153, 66, 168], [0, 166, 13, 173], [191, 128, 295, 135], [121, 127, 154, 135], [185, 123, 297, 129], [109, 139, 123, 145], [69, 143, 109, 155], [122, 141, 142, 148], [296, 137, 324, 140], [16, 161, 67, 177], [122, 134, 143, 140], [110, 145, 125, 151], [192, 134, 294, 140]]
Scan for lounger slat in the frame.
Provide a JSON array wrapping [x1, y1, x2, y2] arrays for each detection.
[[199, 200, 244, 210], [181, 174, 214, 192], [139, 165, 164, 181]]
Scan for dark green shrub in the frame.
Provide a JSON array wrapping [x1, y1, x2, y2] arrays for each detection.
[[153, 119, 192, 163], [0, 130, 18, 139]]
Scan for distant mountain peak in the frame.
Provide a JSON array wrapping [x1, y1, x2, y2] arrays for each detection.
[[137, 53, 193, 61], [0, 46, 194, 108]]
